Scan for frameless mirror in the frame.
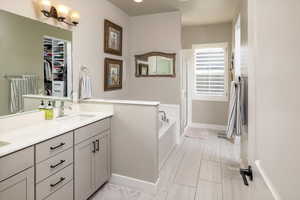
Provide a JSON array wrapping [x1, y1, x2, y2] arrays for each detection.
[[0, 10, 72, 117], [135, 52, 176, 77]]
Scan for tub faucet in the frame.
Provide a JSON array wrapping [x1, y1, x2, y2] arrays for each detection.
[[159, 110, 168, 122]]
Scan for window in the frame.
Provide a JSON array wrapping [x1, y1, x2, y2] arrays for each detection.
[[192, 43, 229, 101]]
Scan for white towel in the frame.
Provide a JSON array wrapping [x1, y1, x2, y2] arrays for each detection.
[[79, 74, 92, 99], [226, 80, 243, 138], [10, 75, 38, 113]]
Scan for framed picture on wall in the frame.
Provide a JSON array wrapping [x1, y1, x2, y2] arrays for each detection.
[[104, 58, 123, 91], [104, 19, 123, 56]]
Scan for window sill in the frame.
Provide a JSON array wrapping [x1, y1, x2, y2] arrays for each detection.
[[192, 95, 228, 102]]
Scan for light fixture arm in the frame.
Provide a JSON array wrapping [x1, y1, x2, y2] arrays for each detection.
[[41, 5, 79, 26]]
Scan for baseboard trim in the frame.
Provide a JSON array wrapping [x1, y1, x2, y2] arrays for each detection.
[[189, 123, 226, 131], [109, 174, 159, 194], [255, 160, 282, 200], [178, 130, 185, 144]]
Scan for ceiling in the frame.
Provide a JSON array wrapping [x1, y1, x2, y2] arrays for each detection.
[[108, 0, 240, 26]]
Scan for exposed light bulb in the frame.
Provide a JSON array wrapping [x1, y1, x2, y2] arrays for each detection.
[[57, 5, 70, 20], [40, 0, 52, 13], [70, 11, 80, 25]]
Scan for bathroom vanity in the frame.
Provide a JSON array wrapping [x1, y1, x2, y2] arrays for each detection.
[[0, 113, 112, 200]]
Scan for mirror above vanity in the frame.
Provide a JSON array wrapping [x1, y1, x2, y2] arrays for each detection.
[[0, 10, 73, 117], [135, 52, 176, 77]]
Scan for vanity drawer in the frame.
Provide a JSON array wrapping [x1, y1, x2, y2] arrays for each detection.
[[0, 147, 34, 181], [36, 148, 73, 183], [75, 119, 110, 144], [36, 164, 73, 200], [44, 180, 73, 200], [36, 131, 73, 163]]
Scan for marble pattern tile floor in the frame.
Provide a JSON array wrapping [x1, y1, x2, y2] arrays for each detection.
[[90, 128, 248, 200]]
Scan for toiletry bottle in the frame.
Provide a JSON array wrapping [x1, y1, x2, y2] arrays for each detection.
[[39, 100, 45, 111], [46, 101, 54, 120], [39, 100, 47, 119]]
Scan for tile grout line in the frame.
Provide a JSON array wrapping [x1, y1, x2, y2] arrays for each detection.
[[164, 138, 187, 200], [220, 139, 225, 200], [194, 140, 204, 200]]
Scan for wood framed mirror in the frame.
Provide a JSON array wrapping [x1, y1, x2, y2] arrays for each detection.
[[135, 52, 176, 77]]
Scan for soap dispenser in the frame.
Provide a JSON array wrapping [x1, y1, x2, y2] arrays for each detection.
[[46, 101, 54, 120], [39, 100, 45, 111]]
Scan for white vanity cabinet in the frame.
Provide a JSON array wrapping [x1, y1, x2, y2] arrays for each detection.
[[35, 131, 74, 200], [0, 168, 34, 200], [0, 116, 112, 200], [74, 119, 111, 200], [0, 147, 34, 200]]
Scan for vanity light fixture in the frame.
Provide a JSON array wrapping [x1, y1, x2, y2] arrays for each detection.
[[134, 0, 143, 3], [39, 0, 80, 26]]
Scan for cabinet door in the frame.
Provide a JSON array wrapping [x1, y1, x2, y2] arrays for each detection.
[[0, 167, 34, 200], [94, 132, 109, 190], [75, 137, 95, 200]]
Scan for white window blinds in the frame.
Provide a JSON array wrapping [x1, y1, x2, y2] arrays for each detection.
[[193, 45, 228, 100]]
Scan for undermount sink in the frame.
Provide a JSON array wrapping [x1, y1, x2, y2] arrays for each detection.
[[0, 141, 10, 148], [56, 114, 97, 121]]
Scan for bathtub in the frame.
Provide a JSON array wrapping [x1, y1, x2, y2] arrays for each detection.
[[158, 117, 177, 170]]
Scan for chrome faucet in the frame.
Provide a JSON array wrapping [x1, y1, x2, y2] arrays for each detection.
[[159, 110, 168, 122], [57, 101, 65, 118], [56, 100, 72, 118]]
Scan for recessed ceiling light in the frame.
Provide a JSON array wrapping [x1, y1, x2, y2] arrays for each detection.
[[134, 0, 143, 3]]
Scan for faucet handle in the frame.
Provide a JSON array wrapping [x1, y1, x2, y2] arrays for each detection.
[[66, 105, 73, 110]]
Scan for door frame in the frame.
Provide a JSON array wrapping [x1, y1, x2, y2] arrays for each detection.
[[180, 49, 194, 129]]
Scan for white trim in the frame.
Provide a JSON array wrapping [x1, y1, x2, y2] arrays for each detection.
[[82, 99, 160, 106], [23, 95, 72, 102], [109, 174, 159, 194], [255, 160, 282, 200], [192, 95, 228, 102], [158, 104, 180, 109], [189, 122, 226, 131], [191, 42, 229, 102]]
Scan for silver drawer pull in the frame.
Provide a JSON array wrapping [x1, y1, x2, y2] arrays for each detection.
[[50, 160, 66, 169], [50, 177, 65, 188], [50, 142, 65, 150]]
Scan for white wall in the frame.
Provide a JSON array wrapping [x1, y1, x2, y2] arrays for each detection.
[[182, 23, 232, 126], [127, 12, 182, 104], [248, 0, 300, 199], [81, 101, 159, 184], [0, 0, 130, 100]]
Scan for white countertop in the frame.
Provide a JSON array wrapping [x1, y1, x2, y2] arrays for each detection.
[[82, 99, 160, 106], [0, 112, 113, 158]]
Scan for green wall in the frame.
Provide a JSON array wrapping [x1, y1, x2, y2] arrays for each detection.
[[0, 10, 72, 116]]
